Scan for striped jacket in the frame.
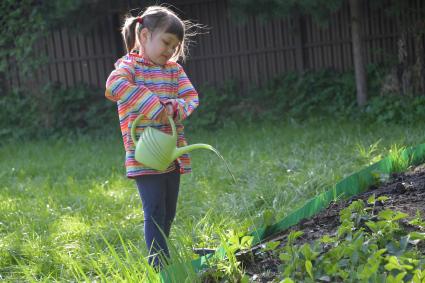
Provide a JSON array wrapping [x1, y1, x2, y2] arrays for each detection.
[[105, 53, 199, 178]]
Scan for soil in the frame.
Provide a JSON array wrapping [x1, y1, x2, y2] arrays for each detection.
[[240, 164, 425, 282]]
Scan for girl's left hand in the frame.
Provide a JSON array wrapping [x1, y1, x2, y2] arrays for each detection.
[[163, 99, 178, 117], [157, 100, 175, 124], [165, 102, 173, 116]]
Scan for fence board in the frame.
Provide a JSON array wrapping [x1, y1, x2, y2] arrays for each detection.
[[343, 2, 352, 70], [62, 28, 73, 87], [5, 0, 425, 92]]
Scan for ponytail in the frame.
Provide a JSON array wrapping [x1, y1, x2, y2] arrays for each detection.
[[121, 16, 142, 53]]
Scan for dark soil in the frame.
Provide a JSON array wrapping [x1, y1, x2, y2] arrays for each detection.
[[240, 164, 425, 282]]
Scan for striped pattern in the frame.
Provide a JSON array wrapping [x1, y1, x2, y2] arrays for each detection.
[[105, 53, 199, 178]]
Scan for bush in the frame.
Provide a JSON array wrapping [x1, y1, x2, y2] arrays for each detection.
[[364, 95, 425, 124], [3, 66, 424, 142], [0, 88, 39, 140], [0, 83, 117, 142], [245, 69, 357, 121], [38, 83, 116, 135], [186, 66, 425, 128], [186, 81, 240, 129]]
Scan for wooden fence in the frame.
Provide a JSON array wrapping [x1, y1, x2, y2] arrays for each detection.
[[5, 0, 424, 91], [6, 14, 120, 91]]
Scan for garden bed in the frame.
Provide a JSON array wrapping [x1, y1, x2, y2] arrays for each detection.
[[241, 164, 425, 282]]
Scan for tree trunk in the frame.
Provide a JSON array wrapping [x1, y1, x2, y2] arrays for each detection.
[[349, 0, 367, 107], [413, 20, 425, 95]]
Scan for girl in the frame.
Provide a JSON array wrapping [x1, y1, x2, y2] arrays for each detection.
[[105, 6, 199, 268]]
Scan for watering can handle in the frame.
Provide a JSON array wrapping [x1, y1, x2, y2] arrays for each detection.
[[130, 113, 177, 146]]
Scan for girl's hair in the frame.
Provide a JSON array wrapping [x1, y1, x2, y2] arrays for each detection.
[[121, 5, 198, 62]]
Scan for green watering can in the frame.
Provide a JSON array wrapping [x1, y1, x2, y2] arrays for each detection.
[[130, 114, 236, 182]]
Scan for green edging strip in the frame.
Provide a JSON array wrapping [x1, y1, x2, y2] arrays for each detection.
[[160, 143, 425, 282]]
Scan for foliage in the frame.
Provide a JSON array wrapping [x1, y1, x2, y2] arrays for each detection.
[[3, 63, 425, 141], [388, 144, 410, 173], [229, 0, 423, 28], [229, 0, 342, 25], [364, 95, 425, 124], [261, 198, 425, 282], [187, 81, 240, 129], [245, 69, 357, 121], [0, 83, 117, 142], [0, 0, 47, 75], [0, 0, 112, 79], [370, 0, 425, 20], [187, 65, 425, 129], [36, 83, 117, 136], [0, 88, 39, 140], [200, 230, 252, 282]]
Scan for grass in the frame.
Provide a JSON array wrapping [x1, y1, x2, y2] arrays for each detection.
[[1, 117, 425, 281]]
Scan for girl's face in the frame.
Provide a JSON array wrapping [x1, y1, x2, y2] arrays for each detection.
[[140, 28, 181, 66]]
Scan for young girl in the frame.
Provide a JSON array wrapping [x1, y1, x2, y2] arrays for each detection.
[[105, 6, 199, 268]]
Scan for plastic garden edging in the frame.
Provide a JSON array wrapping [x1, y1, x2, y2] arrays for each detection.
[[159, 143, 425, 282]]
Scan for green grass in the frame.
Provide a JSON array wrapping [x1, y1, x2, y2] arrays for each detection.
[[1, 118, 425, 281]]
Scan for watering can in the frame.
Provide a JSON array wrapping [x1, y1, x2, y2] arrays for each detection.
[[130, 113, 236, 182]]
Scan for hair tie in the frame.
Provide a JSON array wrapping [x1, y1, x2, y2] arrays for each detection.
[[137, 17, 143, 25]]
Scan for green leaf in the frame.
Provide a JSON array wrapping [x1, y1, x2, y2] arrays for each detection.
[[319, 235, 335, 243], [378, 209, 395, 221], [279, 253, 291, 262], [392, 211, 409, 221], [412, 269, 425, 283], [240, 236, 254, 249], [280, 278, 295, 283], [385, 256, 403, 271], [287, 231, 304, 244], [377, 196, 389, 202], [305, 260, 314, 279], [240, 275, 250, 283], [367, 194, 376, 205], [409, 232, 425, 240], [263, 240, 280, 251], [395, 272, 407, 282], [378, 209, 408, 221], [301, 244, 312, 259], [365, 220, 379, 233]]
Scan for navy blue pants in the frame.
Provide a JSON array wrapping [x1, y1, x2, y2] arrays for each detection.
[[135, 168, 180, 267]]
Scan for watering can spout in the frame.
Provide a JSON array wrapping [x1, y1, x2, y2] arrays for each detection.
[[172, 143, 215, 161]]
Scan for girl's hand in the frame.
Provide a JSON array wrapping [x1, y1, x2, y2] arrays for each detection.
[[165, 102, 173, 116], [164, 99, 178, 117], [157, 102, 174, 124]]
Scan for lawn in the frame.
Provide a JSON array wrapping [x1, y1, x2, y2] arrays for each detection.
[[1, 118, 424, 281]]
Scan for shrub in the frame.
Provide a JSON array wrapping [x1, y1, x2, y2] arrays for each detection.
[[187, 66, 425, 128], [364, 95, 425, 124], [38, 83, 116, 136], [186, 81, 240, 128], [3, 65, 424, 141], [0, 88, 39, 140], [0, 83, 116, 142]]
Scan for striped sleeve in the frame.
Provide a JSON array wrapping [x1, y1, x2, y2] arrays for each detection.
[[105, 57, 164, 121], [174, 65, 199, 121]]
